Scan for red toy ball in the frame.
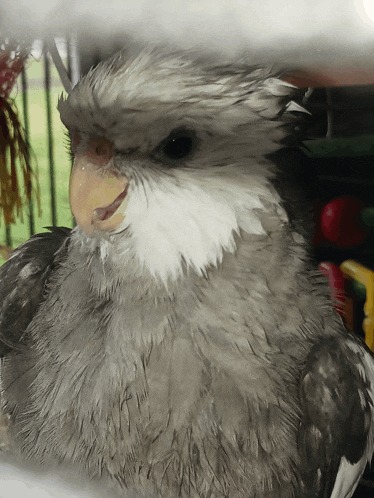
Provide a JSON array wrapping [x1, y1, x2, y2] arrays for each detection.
[[320, 196, 367, 247]]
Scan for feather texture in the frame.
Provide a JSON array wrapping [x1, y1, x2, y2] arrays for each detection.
[[0, 227, 70, 355], [0, 47, 373, 498]]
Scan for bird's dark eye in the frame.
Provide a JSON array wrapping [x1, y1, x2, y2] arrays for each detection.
[[157, 128, 197, 162], [163, 135, 193, 160]]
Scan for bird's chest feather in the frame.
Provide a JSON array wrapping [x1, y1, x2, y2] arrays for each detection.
[[1, 258, 307, 498]]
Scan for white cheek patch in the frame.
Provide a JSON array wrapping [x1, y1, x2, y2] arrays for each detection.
[[119, 171, 267, 283], [123, 181, 237, 281]]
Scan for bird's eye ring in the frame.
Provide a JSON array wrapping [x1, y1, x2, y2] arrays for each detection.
[[156, 128, 197, 162]]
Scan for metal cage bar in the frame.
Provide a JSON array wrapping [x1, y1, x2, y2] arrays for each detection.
[[5, 224, 11, 248], [21, 66, 35, 237], [43, 46, 57, 227]]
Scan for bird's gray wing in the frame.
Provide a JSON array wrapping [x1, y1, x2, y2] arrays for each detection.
[[298, 335, 374, 498], [0, 227, 71, 356]]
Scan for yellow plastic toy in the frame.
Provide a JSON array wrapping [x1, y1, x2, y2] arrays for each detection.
[[340, 260, 374, 352]]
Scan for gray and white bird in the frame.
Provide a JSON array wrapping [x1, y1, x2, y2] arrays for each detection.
[[0, 47, 374, 498]]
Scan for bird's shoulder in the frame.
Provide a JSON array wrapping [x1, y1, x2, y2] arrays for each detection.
[[0, 227, 71, 356], [299, 333, 374, 498]]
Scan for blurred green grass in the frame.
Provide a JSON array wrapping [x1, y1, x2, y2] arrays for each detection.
[[1, 56, 73, 263]]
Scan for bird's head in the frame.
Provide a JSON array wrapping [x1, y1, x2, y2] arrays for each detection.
[[58, 47, 304, 287]]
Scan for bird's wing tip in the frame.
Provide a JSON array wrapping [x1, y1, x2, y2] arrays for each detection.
[[330, 456, 367, 498]]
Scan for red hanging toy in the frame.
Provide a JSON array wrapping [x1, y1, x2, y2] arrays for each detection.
[[0, 43, 39, 228]]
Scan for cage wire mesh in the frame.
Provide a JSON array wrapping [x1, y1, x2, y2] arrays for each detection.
[[0, 37, 79, 255]]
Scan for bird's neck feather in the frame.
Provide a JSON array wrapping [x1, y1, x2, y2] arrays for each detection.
[[69, 162, 294, 291]]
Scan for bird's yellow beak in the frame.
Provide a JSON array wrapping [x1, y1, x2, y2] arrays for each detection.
[[70, 145, 129, 235]]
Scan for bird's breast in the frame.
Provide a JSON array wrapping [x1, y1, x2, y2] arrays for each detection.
[[4, 262, 304, 498]]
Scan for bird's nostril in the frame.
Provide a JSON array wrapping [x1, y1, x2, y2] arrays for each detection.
[[95, 142, 107, 155], [85, 137, 114, 166]]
